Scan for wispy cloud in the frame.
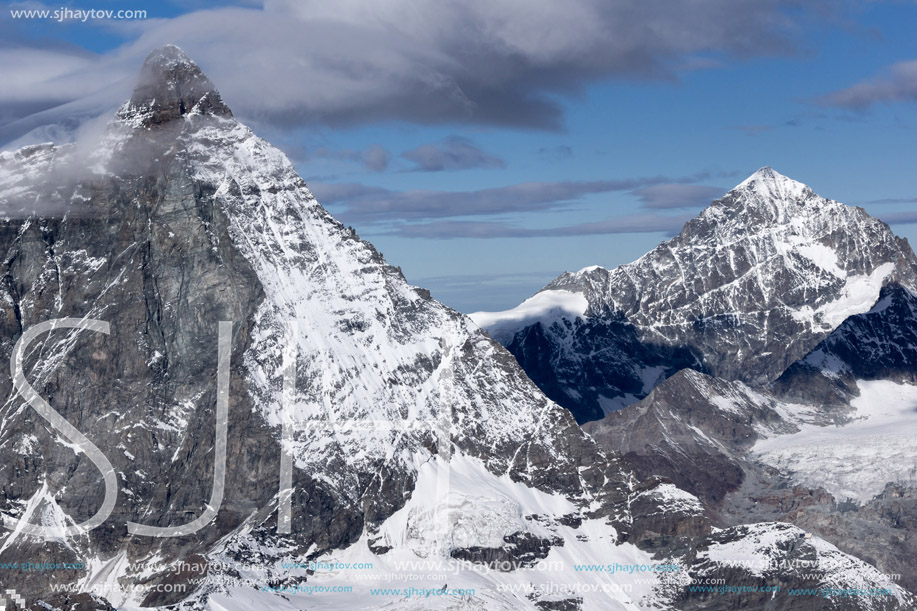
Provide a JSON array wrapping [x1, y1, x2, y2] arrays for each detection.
[[412, 269, 567, 312], [384, 213, 694, 239], [537, 145, 574, 160], [311, 175, 715, 222], [363, 145, 390, 172], [633, 184, 725, 209], [307, 181, 389, 203], [311, 166, 737, 224], [415, 269, 566, 287], [879, 210, 917, 225], [859, 196, 917, 206], [306, 145, 390, 171], [817, 59, 917, 109], [401, 136, 504, 172]]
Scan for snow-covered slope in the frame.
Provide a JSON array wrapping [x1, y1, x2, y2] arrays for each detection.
[[586, 277, 917, 597], [754, 380, 917, 504], [544, 167, 917, 384], [755, 283, 917, 504], [691, 522, 910, 610], [207, 454, 671, 611], [469, 289, 588, 345]]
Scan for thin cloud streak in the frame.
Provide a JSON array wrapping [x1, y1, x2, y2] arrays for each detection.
[[859, 196, 917, 206], [307, 145, 390, 171], [384, 213, 694, 239], [401, 136, 505, 172], [537, 145, 574, 160], [880, 211, 917, 225], [818, 59, 917, 109], [318, 180, 644, 221], [311, 172, 727, 222], [633, 184, 725, 209]]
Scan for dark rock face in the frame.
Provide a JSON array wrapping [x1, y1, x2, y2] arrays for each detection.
[[775, 283, 917, 401], [533, 597, 583, 611], [505, 315, 701, 424], [625, 477, 709, 553], [552, 169, 917, 386], [38, 592, 116, 611], [451, 531, 561, 569], [677, 523, 906, 611], [120, 45, 232, 126], [584, 369, 791, 508], [587, 372, 917, 596], [584, 279, 917, 600], [743, 485, 917, 597], [0, 52, 300, 602]]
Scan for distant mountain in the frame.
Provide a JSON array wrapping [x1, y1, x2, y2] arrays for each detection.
[[473, 167, 917, 423]]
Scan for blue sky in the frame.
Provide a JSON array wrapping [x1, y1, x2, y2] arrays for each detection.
[[2, 0, 916, 311]]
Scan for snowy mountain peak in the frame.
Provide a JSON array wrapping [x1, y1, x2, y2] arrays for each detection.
[[735, 166, 809, 199], [118, 44, 231, 127], [705, 167, 817, 225], [483, 167, 917, 402]]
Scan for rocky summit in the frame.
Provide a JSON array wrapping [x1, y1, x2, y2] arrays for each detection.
[[0, 47, 913, 611]]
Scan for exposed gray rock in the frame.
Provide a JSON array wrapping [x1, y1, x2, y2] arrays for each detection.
[[506, 314, 701, 423]]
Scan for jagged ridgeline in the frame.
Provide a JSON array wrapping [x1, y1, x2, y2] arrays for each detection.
[[0, 47, 912, 610]]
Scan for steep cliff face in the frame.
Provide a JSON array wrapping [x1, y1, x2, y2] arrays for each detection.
[[774, 283, 917, 398], [550, 168, 917, 383], [504, 314, 701, 424]]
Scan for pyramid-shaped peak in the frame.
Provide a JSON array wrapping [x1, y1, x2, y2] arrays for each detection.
[[144, 44, 195, 69], [118, 45, 231, 127], [733, 166, 811, 202]]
